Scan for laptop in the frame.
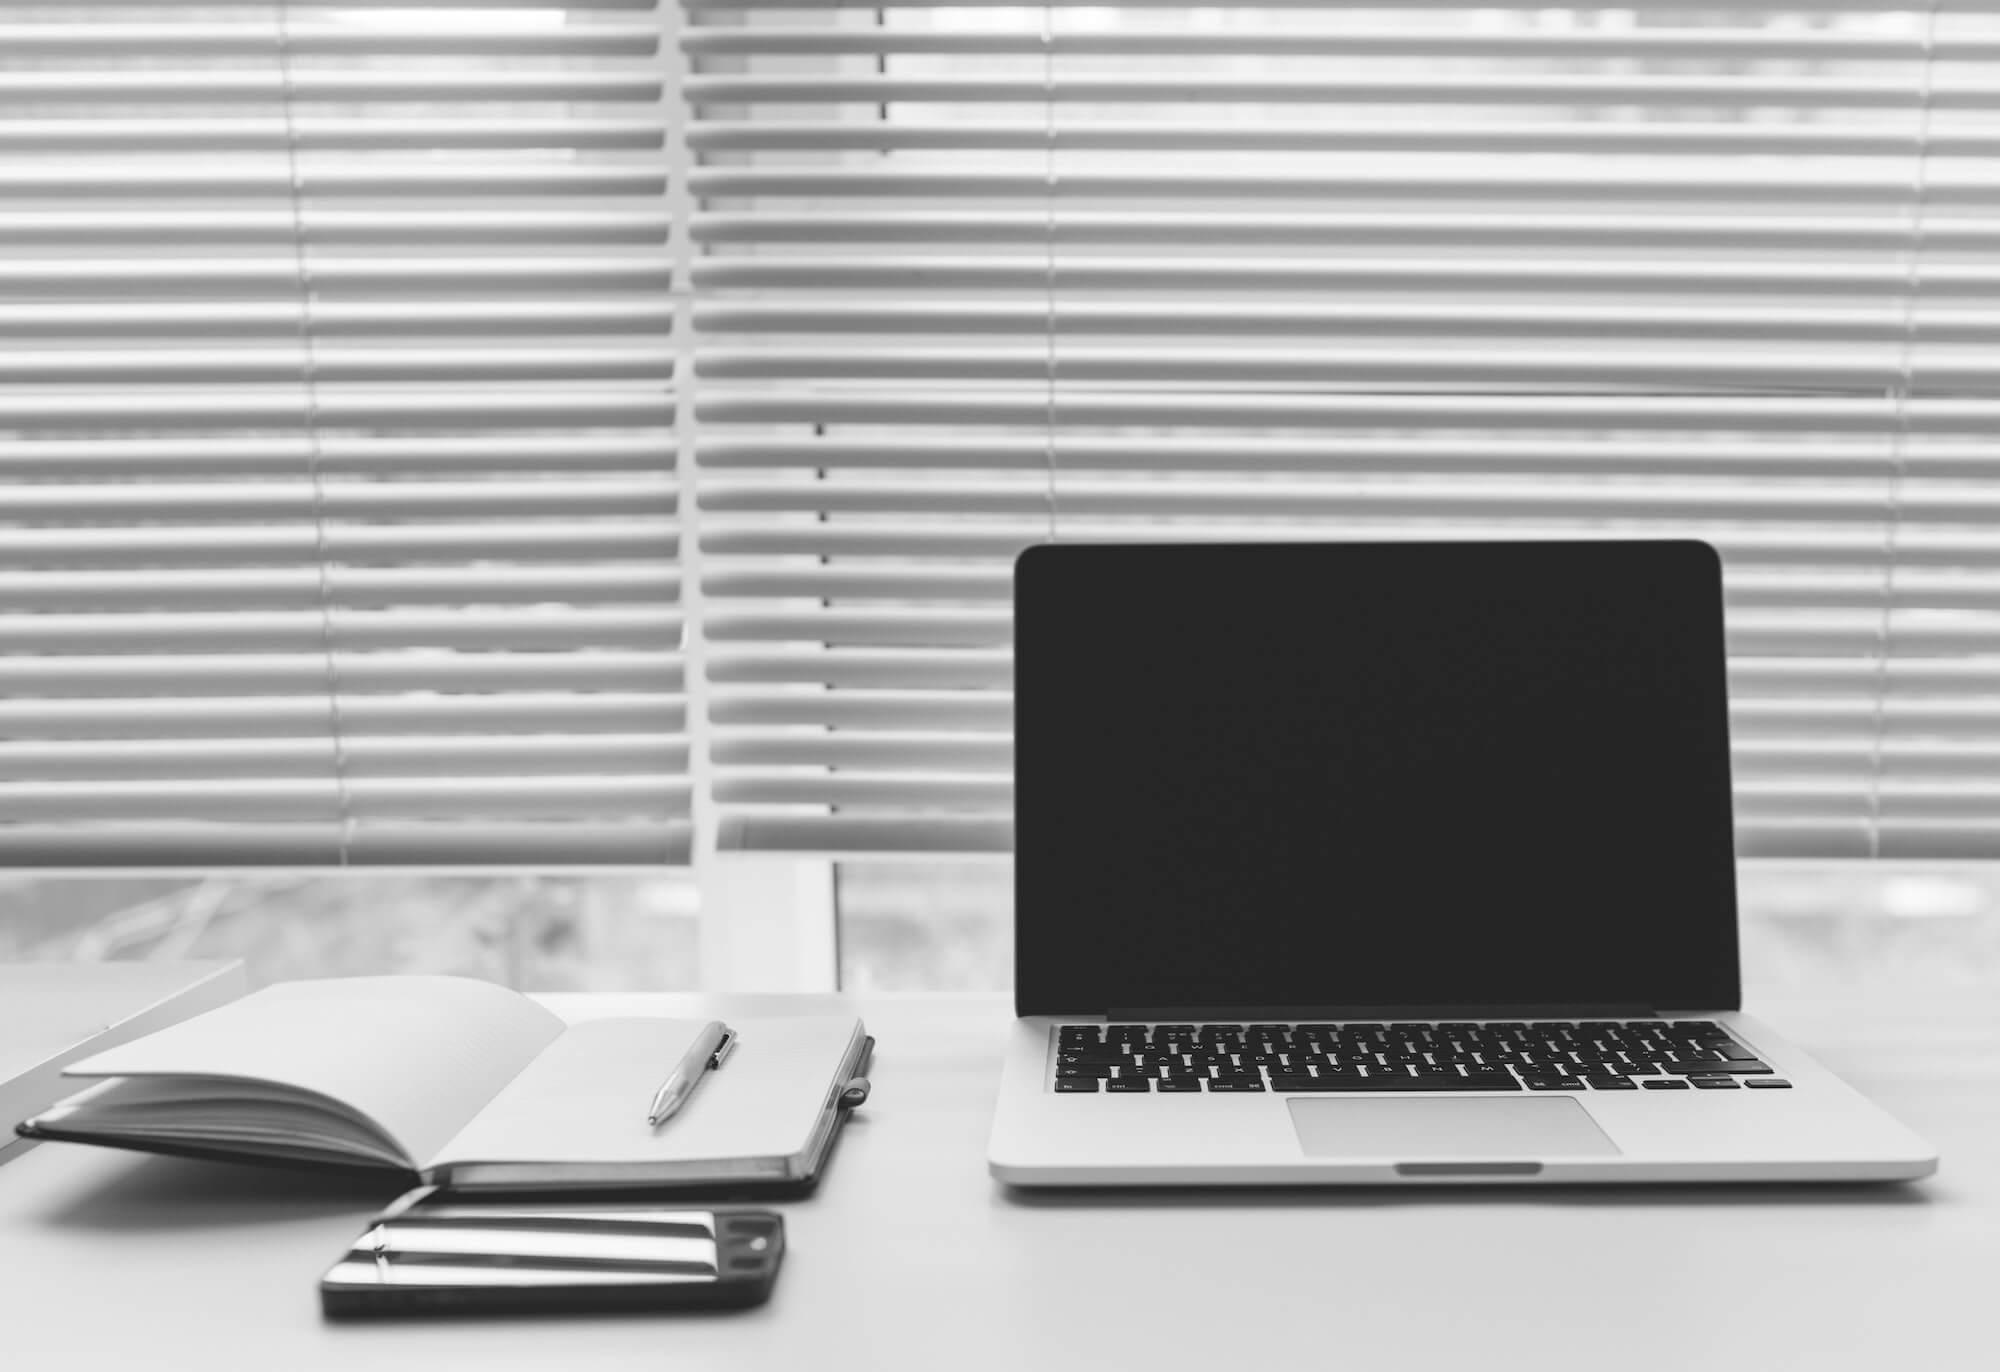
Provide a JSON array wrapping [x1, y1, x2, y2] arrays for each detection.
[[988, 540, 1936, 1186]]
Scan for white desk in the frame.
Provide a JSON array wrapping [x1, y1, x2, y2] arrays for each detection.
[[1, 988, 1994, 1372]]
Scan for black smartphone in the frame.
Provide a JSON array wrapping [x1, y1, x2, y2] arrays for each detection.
[[320, 1187, 784, 1318]]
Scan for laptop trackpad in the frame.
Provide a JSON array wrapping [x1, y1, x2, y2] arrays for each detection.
[[1288, 1097, 1620, 1161]]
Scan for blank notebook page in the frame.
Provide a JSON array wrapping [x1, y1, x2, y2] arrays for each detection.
[[65, 977, 567, 1166], [427, 1016, 862, 1172]]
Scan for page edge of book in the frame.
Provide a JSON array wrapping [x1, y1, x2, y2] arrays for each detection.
[[420, 1015, 870, 1192]]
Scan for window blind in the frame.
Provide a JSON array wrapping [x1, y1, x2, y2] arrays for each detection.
[[0, 2, 687, 866], [687, 0, 2000, 860]]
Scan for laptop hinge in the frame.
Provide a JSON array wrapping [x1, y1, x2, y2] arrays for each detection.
[[1101, 1003, 1657, 1021]]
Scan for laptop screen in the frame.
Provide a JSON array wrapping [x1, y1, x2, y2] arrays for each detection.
[[1014, 541, 1741, 1017]]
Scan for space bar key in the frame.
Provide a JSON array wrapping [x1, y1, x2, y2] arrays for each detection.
[[1267, 1074, 1522, 1093]]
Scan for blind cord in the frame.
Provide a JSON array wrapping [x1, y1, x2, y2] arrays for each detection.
[[1866, 0, 1943, 861], [276, 0, 356, 867], [1042, 2, 1058, 545]]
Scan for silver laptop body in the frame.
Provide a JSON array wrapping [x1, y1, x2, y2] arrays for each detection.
[[988, 542, 1935, 1186]]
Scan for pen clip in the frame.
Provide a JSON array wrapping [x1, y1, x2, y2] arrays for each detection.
[[707, 1028, 736, 1071]]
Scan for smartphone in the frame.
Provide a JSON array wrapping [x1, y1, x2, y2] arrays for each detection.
[[320, 1187, 784, 1318]]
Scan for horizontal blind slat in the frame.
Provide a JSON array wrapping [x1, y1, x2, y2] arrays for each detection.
[[700, 693, 2000, 737], [702, 736, 2000, 780], [696, 524, 2000, 567], [0, 520, 681, 568], [0, 118, 666, 153], [705, 775, 2000, 815], [0, 348, 675, 385], [715, 814, 1012, 857], [691, 210, 2000, 252], [693, 258, 2000, 295], [684, 0, 2000, 12], [701, 651, 2000, 695], [695, 345, 2000, 390], [0, 436, 673, 477], [0, 694, 689, 740], [682, 25, 2000, 61], [690, 121, 2000, 157], [0, 478, 675, 521], [700, 565, 2000, 611], [0, 652, 684, 696], [693, 302, 2000, 346], [0, 210, 671, 246], [0, 565, 680, 611], [0, 259, 675, 295], [693, 393, 2000, 433], [699, 478, 2000, 523], [695, 435, 2000, 477], [0, 163, 668, 198], [0, 22, 661, 57], [0, 736, 690, 782], [689, 167, 2000, 205], [685, 74, 2000, 109], [0, 72, 664, 102], [0, 608, 684, 653], [0, 778, 692, 823], [0, 391, 673, 430], [0, 821, 694, 869], [0, 300, 675, 341]]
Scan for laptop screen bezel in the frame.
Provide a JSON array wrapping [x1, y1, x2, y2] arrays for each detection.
[[1011, 539, 1743, 1019]]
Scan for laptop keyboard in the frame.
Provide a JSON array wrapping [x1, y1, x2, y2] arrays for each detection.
[[1052, 1020, 1791, 1093]]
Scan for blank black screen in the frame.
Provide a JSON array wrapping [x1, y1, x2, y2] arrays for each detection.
[[1014, 541, 1740, 1017]]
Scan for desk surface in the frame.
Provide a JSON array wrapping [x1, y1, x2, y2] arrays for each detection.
[[3, 987, 1995, 1372]]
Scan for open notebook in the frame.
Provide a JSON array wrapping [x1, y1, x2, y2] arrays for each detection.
[[18, 977, 870, 1193]]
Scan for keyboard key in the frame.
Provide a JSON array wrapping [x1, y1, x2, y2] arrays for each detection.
[[1266, 1073, 1520, 1093], [1054, 1079, 1099, 1093], [1526, 1080, 1586, 1091], [1642, 1079, 1691, 1090], [1206, 1076, 1267, 1093], [1155, 1076, 1203, 1092], [1587, 1079, 1639, 1090], [1744, 1079, 1793, 1089], [1106, 1077, 1152, 1093], [1658, 1061, 1771, 1075], [1690, 1077, 1740, 1089]]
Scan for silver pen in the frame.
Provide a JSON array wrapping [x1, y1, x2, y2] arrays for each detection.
[[646, 1020, 735, 1127]]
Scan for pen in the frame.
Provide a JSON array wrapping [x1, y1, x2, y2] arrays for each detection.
[[647, 1020, 734, 1127]]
